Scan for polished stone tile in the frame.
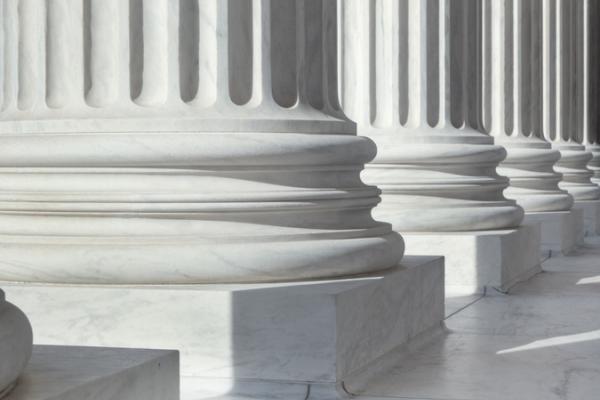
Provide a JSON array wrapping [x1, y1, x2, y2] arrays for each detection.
[[182, 378, 309, 400], [359, 331, 600, 400], [543, 253, 600, 272], [4, 257, 444, 387], [445, 294, 600, 338], [445, 293, 484, 318], [510, 271, 600, 296]]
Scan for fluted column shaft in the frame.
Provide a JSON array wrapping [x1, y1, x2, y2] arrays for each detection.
[[1, 0, 345, 131], [0, 0, 403, 284], [485, 0, 572, 212], [547, 0, 600, 200], [581, 0, 600, 184], [340, 0, 523, 232]]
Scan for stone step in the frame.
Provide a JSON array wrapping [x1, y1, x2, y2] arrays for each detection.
[[3, 256, 444, 399], [5, 346, 179, 400]]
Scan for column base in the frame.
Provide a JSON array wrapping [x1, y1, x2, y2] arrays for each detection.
[[0, 383, 16, 400], [403, 224, 541, 295], [523, 210, 582, 256], [572, 200, 600, 236], [2, 256, 444, 400], [0, 292, 32, 397], [5, 346, 179, 400]]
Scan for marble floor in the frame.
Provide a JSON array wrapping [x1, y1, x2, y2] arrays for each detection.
[[186, 237, 600, 400], [357, 236, 600, 400]]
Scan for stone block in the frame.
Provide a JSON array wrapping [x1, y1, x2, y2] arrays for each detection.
[[573, 200, 600, 237], [524, 210, 581, 256], [2, 256, 444, 399], [404, 224, 541, 295]]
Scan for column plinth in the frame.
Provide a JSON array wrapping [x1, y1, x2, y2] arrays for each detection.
[[0, 0, 403, 284], [0, 290, 32, 399]]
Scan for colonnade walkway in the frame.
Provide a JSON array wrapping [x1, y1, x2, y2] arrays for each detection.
[[355, 239, 600, 400]]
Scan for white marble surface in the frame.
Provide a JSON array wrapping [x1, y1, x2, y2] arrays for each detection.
[[403, 224, 541, 294], [5, 346, 179, 400], [487, 1, 573, 214], [2, 256, 444, 399], [0, 0, 404, 285], [340, 0, 524, 232], [544, 252, 600, 272], [444, 292, 484, 319], [524, 210, 581, 255], [351, 237, 600, 400], [0, 1, 350, 132], [360, 331, 600, 400], [181, 237, 600, 400], [573, 200, 600, 236], [0, 290, 32, 399], [587, 144, 600, 184]]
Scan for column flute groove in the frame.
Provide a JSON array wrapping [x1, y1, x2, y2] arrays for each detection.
[[549, 0, 600, 200], [582, 0, 600, 185], [486, 0, 573, 212], [341, 0, 523, 232]]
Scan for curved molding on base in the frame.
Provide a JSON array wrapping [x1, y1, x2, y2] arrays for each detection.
[[362, 132, 524, 232], [498, 138, 573, 212], [553, 142, 600, 201], [0, 290, 33, 398], [0, 132, 403, 284], [586, 144, 600, 185]]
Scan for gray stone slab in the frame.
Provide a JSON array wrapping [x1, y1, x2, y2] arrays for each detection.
[[5, 346, 179, 400]]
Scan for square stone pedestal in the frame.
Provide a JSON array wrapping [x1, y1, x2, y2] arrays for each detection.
[[573, 200, 600, 237], [2, 256, 444, 400], [523, 209, 582, 256], [403, 224, 541, 295], [5, 346, 179, 400]]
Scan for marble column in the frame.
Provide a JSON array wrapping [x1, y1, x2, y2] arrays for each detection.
[[339, 0, 539, 294], [0, 290, 32, 398], [341, 0, 523, 232], [546, 0, 600, 238], [588, 145, 600, 185], [0, 3, 447, 397], [547, 0, 600, 200], [485, 0, 573, 213], [0, 0, 403, 284], [582, 0, 600, 185]]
